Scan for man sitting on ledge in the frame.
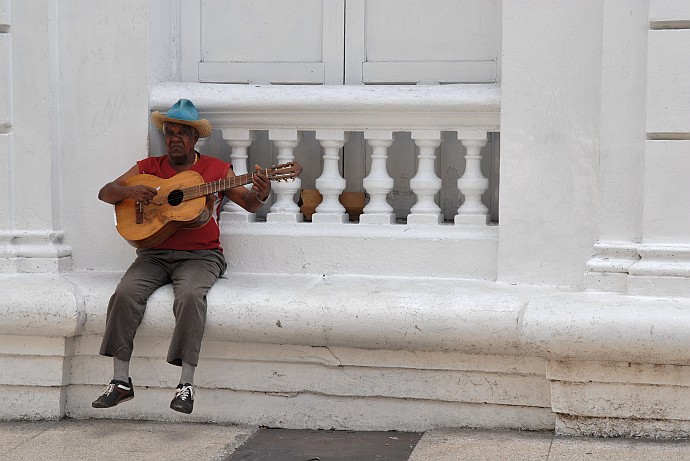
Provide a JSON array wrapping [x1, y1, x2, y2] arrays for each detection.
[[92, 99, 279, 414]]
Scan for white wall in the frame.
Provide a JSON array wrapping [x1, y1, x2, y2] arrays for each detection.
[[597, 0, 647, 245], [54, 0, 608, 285], [59, 1, 170, 271], [498, 0, 603, 286], [10, 1, 60, 231]]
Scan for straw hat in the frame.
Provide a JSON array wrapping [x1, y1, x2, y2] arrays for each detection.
[[151, 99, 212, 138]]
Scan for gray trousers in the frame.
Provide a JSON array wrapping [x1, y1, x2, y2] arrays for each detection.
[[99, 248, 227, 366]]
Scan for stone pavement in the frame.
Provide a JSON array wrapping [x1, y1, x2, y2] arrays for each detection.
[[0, 419, 688, 461]]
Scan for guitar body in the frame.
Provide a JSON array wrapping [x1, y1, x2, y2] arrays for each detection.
[[111, 162, 301, 248], [115, 171, 212, 248]]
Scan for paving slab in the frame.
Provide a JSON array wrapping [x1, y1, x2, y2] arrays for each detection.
[[0, 421, 58, 456], [548, 435, 690, 461], [408, 429, 553, 461], [0, 420, 688, 461], [0, 419, 254, 461], [226, 428, 423, 461]]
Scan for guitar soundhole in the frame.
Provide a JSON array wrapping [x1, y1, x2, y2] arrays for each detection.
[[168, 190, 183, 206]]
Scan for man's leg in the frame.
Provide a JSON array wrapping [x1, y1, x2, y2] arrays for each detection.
[[94, 250, 171, 408], [167, 249, 226, 413]]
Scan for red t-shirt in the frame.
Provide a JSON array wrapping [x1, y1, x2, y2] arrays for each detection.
[[137, 154, 231, 251]]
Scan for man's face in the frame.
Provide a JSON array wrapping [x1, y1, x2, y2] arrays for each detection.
[[163, 122, 199, 165]]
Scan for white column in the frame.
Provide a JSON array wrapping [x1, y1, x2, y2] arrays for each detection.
[[408, 130, 442, 225], [313, 130, 348, 223], [267, 129, 303, 223], [455, 130, 489, 225], [584, 0, 647, 292], [0, 2, 71, 273], [220, 129, 256, 223], [361, 130, 395, 224]]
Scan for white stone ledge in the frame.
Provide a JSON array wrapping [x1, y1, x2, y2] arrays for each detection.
[[72, 272, 555, 355], [2, 272, 690, 368], [0, 274, 84, 337], [150, 82, 501, 132], [520, 292, 690, 366]]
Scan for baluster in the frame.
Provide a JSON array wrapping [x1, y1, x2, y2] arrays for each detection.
[[267, 129, 303, 223], [408, 130, 443, 225], [313, 130, 349, 223], [361, 131, 395, 224], [194, 136, 208, 153], [455, 130, 489, 225], [220, 129, 256, 223]]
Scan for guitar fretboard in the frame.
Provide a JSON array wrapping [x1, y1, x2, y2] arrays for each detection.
[[181, 171, 258, 201]]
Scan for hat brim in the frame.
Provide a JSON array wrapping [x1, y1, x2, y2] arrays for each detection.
[[151, 111, 213, 138]]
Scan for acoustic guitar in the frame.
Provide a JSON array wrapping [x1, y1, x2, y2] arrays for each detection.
[[114, 162, 300, 248]]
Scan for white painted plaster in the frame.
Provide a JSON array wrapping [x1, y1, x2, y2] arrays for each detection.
[[57, 0, 150, 271], [0, 0, 9, 27], [0, 34, 9, 125], [595, 0, 647, 244], [646, 30, 690, 134], [221, 223, 498, 278], [649, 0, 690, 24], [0, 134, 10, 229], [10, 1, 55, 231], [498, 0, 602, 286], [642, 141, 690, 244]]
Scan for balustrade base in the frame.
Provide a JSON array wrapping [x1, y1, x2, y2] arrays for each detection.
[[407, 214, 443, 225], [455, 214, 490, 226], [221, 222, 498, 279], [219, 212, 256, 223], [266, 213, 304, 223], [359, 214, 395, 225], [311, 213, 348, 224]]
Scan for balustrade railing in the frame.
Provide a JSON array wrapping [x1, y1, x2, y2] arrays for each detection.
[[151, 83, 501, 228]]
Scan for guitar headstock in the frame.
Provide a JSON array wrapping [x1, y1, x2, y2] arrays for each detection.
[[266, 162, 302, 182]]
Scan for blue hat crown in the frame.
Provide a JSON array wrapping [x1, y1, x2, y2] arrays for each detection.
[[164, 99, 200, 121]]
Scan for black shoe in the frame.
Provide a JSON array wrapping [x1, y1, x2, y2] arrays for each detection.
[[170, 383, 195, 414], [92, 378, 134, 408]]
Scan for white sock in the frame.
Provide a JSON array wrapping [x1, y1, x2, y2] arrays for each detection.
[[113, 357, 130, 383], [180, 361, 196, 385]]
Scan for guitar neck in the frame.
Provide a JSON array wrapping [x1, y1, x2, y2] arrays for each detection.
[[183, 172, 256, 201]]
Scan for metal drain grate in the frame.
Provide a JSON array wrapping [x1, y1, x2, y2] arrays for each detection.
[[226, 428, 423, 461]]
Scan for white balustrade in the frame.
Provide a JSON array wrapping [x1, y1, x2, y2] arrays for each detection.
[[206, 128, 494, 228], [267, 129, 303, 223], [154, 83, 500, 229], [456, 131, 489, 225], [313, 130, 348, 223], [361, 131, 395, 224], [408, 131, 443, 225], [220, 129, 256, 222]]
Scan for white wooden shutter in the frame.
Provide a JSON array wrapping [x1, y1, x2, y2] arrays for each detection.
[[181, 0, 345, 84], [345, 0, 501, 85]]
